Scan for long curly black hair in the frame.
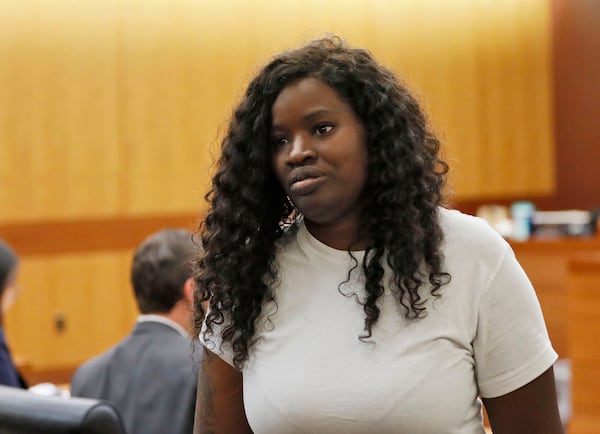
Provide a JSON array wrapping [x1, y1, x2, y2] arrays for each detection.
[[194, 36, 450, 369]]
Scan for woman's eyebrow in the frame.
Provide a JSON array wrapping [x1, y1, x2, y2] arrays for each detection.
[[271, 109, 338, 131], [303, 109, 337, 123]]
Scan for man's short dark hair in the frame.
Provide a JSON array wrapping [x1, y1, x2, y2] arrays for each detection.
[[130, 229, 197, 314]]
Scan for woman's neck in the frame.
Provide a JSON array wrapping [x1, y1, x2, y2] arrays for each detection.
[[304, 219, 368, 251]]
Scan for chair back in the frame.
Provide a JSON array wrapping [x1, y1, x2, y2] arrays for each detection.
[[0, 385, 126, 434]]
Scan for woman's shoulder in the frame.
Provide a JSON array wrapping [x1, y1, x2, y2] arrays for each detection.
[[438, 207, 510, 256]]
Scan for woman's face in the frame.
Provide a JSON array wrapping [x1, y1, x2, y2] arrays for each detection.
[[270, 77, 368, 237]]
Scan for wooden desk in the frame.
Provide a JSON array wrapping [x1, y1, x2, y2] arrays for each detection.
[[510, 236, 600, 358], [567, 255, 600, 434]]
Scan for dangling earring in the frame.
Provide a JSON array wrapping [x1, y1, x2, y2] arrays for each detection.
[[286, 195, 295, 210], [288, 197, 302, 223], [281, 196, 299, 227]]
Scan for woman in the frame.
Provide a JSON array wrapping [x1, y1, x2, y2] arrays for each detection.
[[0, 240, 26, 388], [193, 37, 562, 433]]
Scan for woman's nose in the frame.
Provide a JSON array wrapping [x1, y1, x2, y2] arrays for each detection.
[[287, 135, 316, 165]]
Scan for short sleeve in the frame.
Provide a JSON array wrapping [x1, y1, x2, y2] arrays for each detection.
[[474, 247, 558, 398], [199, 312, 237, 369]]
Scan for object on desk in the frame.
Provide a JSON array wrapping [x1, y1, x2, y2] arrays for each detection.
[[531, 210, 596, 238], [476, 204, 513, 237], [29, 382, 69, 398], [510, 201, 536, 240]]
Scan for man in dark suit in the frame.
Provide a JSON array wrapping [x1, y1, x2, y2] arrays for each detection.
[[71, 229, 201, 434]]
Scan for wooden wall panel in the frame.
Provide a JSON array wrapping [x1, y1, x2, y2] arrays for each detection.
[[0, 0, 122, 222], [369, 0, 554, 199], [5, 251, 137, 369], [116, 0, 217, 215], [452, 0, 600, 214], [551, 0, 600, 210], [0, 214, 200, 256], [0, 0, 555, 224]]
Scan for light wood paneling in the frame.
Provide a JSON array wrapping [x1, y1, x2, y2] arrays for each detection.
[[5, 251, 138, 369], [369, 0, 554, 199], [0, 0, 555, 225], [0, 0, 122, 221]]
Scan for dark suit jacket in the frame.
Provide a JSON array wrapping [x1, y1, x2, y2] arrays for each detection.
[[71, 321, 200, 434], [0, 328, 26, 388]]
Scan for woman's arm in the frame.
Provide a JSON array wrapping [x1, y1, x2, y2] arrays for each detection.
[[193, 347, 253, 434], [482, 366, 563, 434]]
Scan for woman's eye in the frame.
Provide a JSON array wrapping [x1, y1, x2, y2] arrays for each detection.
[[315, 124, 334, 135], [273, 137, 289, 147]]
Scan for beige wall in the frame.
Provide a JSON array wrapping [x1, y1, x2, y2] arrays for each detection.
[[0, 0, 555, 373]]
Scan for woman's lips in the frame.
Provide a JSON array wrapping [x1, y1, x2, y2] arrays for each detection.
[[289, 176, 326, 195]]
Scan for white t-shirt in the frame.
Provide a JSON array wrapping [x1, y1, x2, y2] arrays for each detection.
[[202, 208, 557, 434]]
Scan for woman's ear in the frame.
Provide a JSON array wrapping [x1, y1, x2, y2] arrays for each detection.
[[183, 277, 195, 307], [1, 285, 17, 314]]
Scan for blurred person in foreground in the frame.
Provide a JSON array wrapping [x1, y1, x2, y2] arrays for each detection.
[[71, 228, 200, 434], [192, 36, 563, 434], [0, 240, 27, 388]]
